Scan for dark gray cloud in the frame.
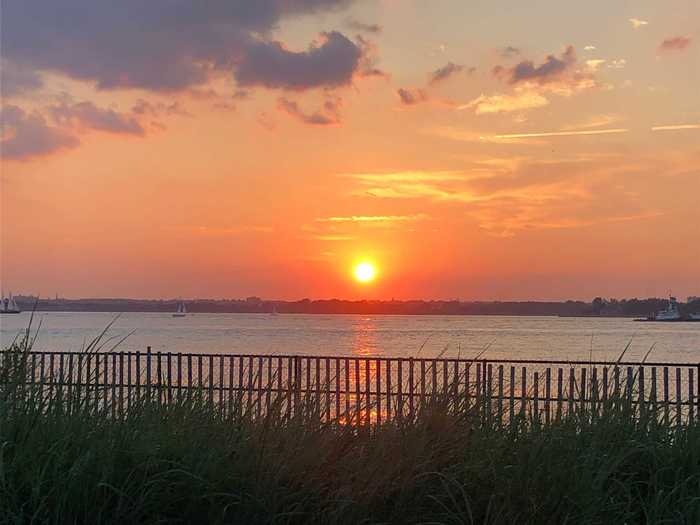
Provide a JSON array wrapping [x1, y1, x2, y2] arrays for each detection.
[[345, 19, 382, 34], [397, 88, 428, 106], [277, 97, 341, 125], [1, 0, 360, 93], [235, 32, 362, 90], [500, 46, 520, 58], [494, 46, 577, 85], [132, 100, 189, 118], [428, 62, 470, 85], [1, 105, 79, 160], [50, 101, 145, 135], [659, 36, 692, 52]]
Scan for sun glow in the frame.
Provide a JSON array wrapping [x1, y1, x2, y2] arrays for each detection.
[[353, 262, 376, 283]]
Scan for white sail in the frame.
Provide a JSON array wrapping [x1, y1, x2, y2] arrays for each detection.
[[173, 300, 187, 317]]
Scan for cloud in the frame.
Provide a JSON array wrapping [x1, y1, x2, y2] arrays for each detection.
[[485, 128, 628, 139], [493, 46, 599, 98], [1, 59, 44, 97], [354, 35, 389, 79], [428, 62, 470, 85], [651, 124, 700, 131], [500, 46, 521, 58], [312, 234, 356, 241], [658, 36, 692, 53], [317, 214, 427, 223], [2, 1, 359, 93], [131, 100, 189, 118], [256, 112, 276, 131], [235, 32, 363, 90], [460, 91, 549, 114], [345, 19, 382, 34], [397, 87, 428, 105], [494, 46, 577, 85], [342, 158, 667, 236], [629, 18, 649, 29], [1, 105, 79, 160], [277, 97, 342, 125], [49, 101, 145, 135], [561, 114, 622, 130]]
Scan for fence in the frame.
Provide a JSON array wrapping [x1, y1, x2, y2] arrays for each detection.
[[4, 349, 699, 425]]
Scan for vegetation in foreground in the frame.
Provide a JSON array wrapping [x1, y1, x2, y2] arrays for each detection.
[[1, 330, 699, 524]]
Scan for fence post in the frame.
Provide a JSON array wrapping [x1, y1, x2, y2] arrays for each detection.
[[294, 355, 301, 416], [408, 358, 414, 420], [146, 347, 152, 402]]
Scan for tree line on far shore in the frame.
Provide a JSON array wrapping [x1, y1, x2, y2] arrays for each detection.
[[13, 295, 700, 317]]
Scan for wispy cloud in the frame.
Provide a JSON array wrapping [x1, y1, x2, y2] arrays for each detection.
[[500, 46, 520, 58], [428, 62, 471, 85], [187, 225, 274, 237], [658, 36, 692, 53], [397, 87, 429, 106], [629, 18, 649, 29], [277, 97, 342, 126], [459, 91, 549, 114], [561, 114, 622, 130], [312, 234, 356, 241], [651, 124, 700, 131], [50, 100, 145, 135], [345, 19, 382, 34], [485, 128, 628, 140], [344, 172, 468, 183], [317, 214, 427, 223]]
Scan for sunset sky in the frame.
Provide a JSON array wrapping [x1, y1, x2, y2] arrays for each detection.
[[2, 0, 699, 301]]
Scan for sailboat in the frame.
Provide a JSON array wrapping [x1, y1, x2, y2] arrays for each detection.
[[0, 293, 21, 314], [173, 300, 187, 317]]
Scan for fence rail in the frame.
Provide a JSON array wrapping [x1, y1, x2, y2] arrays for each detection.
[[3, 350, 699, 425]]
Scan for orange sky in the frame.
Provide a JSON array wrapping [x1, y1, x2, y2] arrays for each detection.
[[1, 0, 699, 300]]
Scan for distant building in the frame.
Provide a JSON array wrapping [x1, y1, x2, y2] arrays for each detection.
[[688, 296, 699, 303]]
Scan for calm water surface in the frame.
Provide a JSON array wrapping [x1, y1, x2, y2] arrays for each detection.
[[1, 312, 699, 362]]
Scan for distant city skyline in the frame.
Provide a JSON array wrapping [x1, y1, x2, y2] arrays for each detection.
[[2, 1, 699, 300]]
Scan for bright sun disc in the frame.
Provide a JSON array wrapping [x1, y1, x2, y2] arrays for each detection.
[[354, 262, 376, 283]]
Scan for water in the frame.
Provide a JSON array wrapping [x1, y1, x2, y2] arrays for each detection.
[[1, 312, 699, 363]]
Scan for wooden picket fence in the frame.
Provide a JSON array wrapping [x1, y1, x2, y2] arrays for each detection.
[[4, 349, 699, 425]]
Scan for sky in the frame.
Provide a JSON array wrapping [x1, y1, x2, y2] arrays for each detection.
[[1, 0, 699, 301]]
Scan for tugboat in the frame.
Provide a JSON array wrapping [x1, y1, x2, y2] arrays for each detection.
[[0, 293, 21, 314], [635, 295, 689, 322], [654, 296, 682, 321]]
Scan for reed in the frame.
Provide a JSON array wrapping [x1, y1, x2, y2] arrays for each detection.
[[1, 328, 699, 524]]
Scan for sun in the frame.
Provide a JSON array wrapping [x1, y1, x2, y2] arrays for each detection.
[[353, 262, 376, 283]]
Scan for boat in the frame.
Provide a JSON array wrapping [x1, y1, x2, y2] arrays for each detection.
[[689, 313, 700, 321], [634, 295, 688, 322], [0, 293, 21, 314], [173, 300, 187, 317], [654, 296, 682, 321]]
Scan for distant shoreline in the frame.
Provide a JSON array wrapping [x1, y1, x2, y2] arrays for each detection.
[[12, 296, 689, 318], [15, 309, 640, 318]]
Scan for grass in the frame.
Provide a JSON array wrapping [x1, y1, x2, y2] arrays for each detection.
[[1, 327, 699, 524]]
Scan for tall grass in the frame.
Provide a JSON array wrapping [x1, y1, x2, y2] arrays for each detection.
[[1, 329, 699, 524]]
